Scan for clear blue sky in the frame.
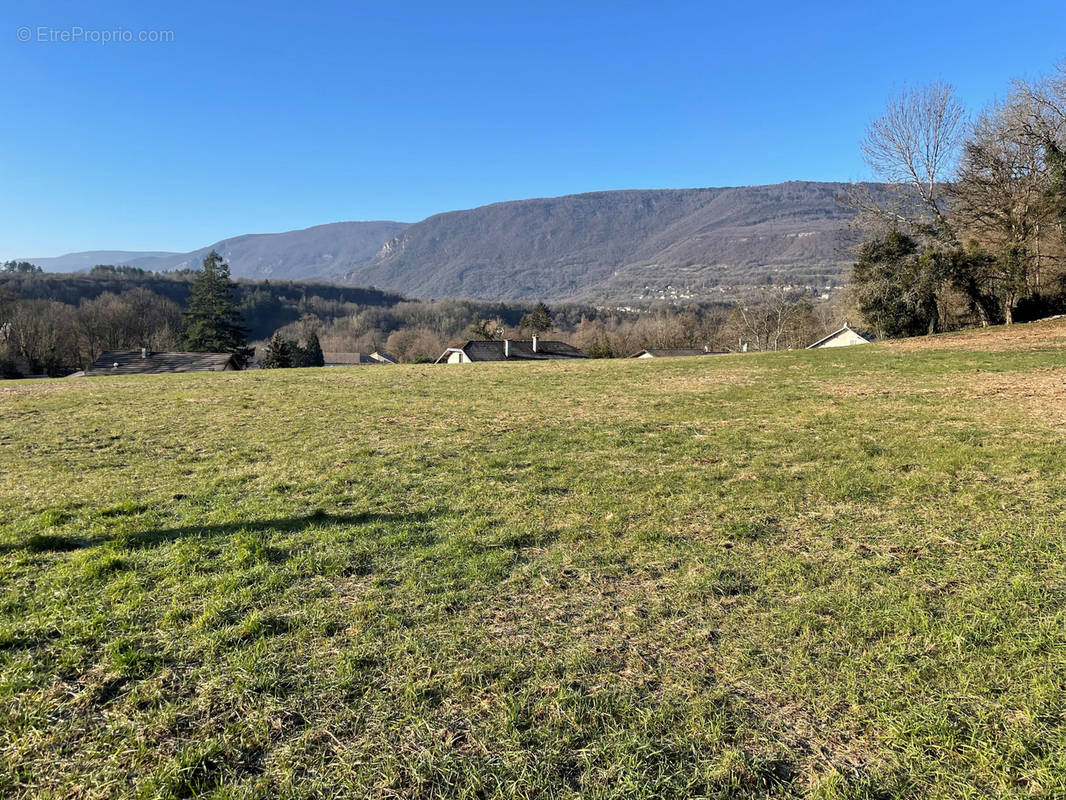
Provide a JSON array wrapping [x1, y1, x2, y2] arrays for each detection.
[[3, 0, 1065, 259]]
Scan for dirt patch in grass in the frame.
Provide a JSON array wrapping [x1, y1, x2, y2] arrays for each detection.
[[0, 380, 88, 398], [823, 366, 1066, 427], [967, 369, 1066, 426], [654, 367, 762, 394]]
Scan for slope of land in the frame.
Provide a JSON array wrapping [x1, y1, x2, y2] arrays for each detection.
[[883, 314, 1066, 352], [345, 182, 860, 301], [1, 323, 1064, 798]]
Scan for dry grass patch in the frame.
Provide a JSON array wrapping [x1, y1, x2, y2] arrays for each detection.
[[884, 316, 1066, 352]]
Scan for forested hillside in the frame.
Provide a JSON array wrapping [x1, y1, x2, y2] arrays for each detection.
[[23, 183, 865, 302], [344, 182, 860, 301]]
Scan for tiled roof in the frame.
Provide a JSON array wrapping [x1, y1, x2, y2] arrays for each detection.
[[322, 352, 380, 365], [85, 350, 238, 376], [442, 339, 587, 362]]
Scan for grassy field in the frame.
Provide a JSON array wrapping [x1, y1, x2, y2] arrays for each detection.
[[2, 322, 1065, 799]]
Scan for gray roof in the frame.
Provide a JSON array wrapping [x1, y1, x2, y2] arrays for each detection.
[[437, 339, 587, 363], [85, 350, 239, 376], [369, 351, 398, 364], [631, 349, 711, 358], [322, 352, 380, 365]]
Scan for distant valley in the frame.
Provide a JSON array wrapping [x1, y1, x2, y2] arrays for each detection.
[[25, 182, 867, 302]]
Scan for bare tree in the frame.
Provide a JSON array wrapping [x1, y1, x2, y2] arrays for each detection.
[[8, 299, 82, 374], [385, 326, 444, 363], [860, 82, 966, 233], [1011, 61, 1066, 141], [731, 289, 816, 351], [950, 75, 1066, 323]]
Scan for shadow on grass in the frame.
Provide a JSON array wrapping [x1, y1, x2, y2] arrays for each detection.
[[1, 511, 431, 554], [121, 511, 431, 549], [1, 533, 94, 555]]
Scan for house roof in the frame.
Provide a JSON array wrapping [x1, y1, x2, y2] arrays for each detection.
[[806, 324, 875, 349], [322, 352, 380, 365], [630, 348, 711, 358], [369, 351, 398, 364], [436, 339, 587, 363], [85, 350, 238, 376]]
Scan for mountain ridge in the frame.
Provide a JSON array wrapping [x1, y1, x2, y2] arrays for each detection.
[[345, 181, 861, 301], [23, 182, 867, 301], [24, 221, 411, 282]]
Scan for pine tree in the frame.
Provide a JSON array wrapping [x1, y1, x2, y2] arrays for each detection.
[[261, 331, 296, 368], [302, 331, 324, 367], [585, 332, 614, 358], [519, 302, 553, 334], [180, 251, 252, 362]]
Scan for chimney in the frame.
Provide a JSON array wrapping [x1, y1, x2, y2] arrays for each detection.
[[503, 339, 510, 357], [532, 335, 538, 352], [140, 347, 148, 359]]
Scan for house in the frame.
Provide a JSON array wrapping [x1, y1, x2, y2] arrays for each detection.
[[84, 349, 240, 376], [322, 352, 381, 366], [369, 351, 398, 364], [435, 336, 586, 363], [630, 348, 712, 358], [806, 323, 874, 349]]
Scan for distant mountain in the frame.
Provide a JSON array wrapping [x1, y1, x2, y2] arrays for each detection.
[[343, 182, 863, 302], [26, 221, 410, 281], [24, 251, 182, 272], [25, 182, 869, 302]]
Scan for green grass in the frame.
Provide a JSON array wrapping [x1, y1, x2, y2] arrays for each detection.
[[1, 340, 1065, 798]]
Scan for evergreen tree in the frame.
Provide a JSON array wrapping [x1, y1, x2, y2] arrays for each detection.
[[585, 331, 614, 358], [261, 331, 296, 368], [852, 231, 947, 337], [180, 251, 252, 362], [1, 261, 42, 274], [519, 302, 554, 334], [301, 331, 325, 367]]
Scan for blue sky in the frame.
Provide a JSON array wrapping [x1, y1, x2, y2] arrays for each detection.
[[2, 0, 1065, 259]]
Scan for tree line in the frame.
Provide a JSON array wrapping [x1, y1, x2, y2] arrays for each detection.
[[268, 291, 838, 363], [0, 252, 253, 376], [3, 252, 847, 376], [849, 60, 1066, 336], [2, 274, 838, 376]]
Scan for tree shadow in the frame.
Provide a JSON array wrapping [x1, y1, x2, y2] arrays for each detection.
[[1, 511, 432, 555], [120, 511, 432, 549]]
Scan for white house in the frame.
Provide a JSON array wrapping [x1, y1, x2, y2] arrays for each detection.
[[807, 323, 874, 349]]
